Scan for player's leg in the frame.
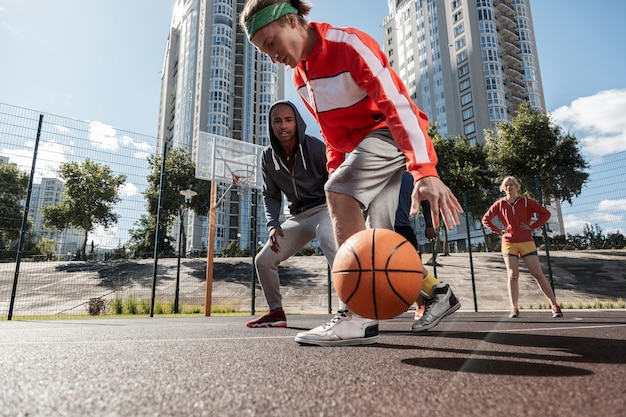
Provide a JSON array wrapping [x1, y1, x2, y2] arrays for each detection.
[[295, 135, 402, 346], [521, 244, 562, 317], [314, 204, 338, 267], [503, 252, 520, 318], [247, 215, 316, 328], [326, 192, 365, 248]]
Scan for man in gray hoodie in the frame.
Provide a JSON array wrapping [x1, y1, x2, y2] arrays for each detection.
[[246, 100, 336, 328]]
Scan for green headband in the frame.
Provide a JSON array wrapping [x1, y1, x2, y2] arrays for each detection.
[[244, 2, 299, 39]]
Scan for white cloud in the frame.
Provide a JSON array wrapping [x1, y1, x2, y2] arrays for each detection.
[[563, 201, 626, 236], [551, 89, 626, 156], [88, 225, 119, 250], [132, 140, 152, 159], [88, 121, 155, 158], [89, 121, 119, 151], [562, 213, 589, 235], [597, 199, 626, 212], [120, 182, 138, 196], [1, 140, 67, 179], [54, 124, 70, 134]]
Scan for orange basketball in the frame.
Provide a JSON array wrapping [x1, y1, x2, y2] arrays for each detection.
[[332, 228, 424, 320]]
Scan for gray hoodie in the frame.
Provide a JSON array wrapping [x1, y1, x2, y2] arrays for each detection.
[[261, 100, 328, 230]]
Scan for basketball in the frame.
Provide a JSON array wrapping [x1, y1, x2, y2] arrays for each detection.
[[332, 228, 424, 320]]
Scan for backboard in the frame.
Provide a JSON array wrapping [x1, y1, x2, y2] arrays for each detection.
[[195, 132, 264, 189]]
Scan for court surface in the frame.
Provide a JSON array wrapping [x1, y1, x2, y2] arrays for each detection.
[[2, 311, 625, 417]]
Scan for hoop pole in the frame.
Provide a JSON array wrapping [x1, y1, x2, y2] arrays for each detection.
[[205, 180, 217, 316], [214, 183, 235, 208]]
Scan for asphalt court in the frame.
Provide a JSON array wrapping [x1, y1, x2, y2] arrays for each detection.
[[2, 311, 625, 417]]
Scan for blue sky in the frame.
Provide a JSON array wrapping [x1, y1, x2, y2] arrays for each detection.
[[1, 0, 625, 242]]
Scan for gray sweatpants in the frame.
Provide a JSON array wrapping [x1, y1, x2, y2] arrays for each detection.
[[254, 204, 336, 310]]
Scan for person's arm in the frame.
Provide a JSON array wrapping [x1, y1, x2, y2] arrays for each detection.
[[482, 201, 503, 235], [346, 31, 438, 181], [345, 32, 462, 228], [420, 200, 433, 228], [420, 200, 438, 241], [528, 198, 551, 230], [261, 161, 283, 231]]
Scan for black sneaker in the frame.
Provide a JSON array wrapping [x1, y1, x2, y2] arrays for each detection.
[[411, 283, 460, 332]]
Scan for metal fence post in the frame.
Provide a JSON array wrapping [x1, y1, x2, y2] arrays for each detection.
[[534, 175, 555, 292], [150, 140, 170, 317], [463, 193, 478, 312], [8, 114, 44, 320]]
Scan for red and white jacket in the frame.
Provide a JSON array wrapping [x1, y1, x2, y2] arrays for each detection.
[[482, 196, 551, 244], [292, 22, 438, 183]]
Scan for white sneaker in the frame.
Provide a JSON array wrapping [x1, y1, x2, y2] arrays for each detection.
[[294, 310, 379, 346], [411, 282, 460, 332]]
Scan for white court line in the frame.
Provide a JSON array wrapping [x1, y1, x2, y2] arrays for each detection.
[[490, 323, 626, 333], [0, 335, 296, 346]]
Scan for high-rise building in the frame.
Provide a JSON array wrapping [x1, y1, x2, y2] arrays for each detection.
[[157, 0, 283, 254], [30, 178, 84, 257], [383, 0, 562, 239], [384, 0, 545, 144]]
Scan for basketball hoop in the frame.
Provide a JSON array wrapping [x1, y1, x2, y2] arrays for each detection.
[[214, 169, 255, 207]]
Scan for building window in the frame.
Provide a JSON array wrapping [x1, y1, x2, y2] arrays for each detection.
[[461, 92, 472, 105], [482, 49, 499, 62], [464, 122, 476, 135], [458, 64, 469, 77], [451, 0, 462, 10], [462, 107, 474, 120], [477, 9, 494, 21], [485, 78, 499, 90], [459, 79, 470, 91], [456, 50, 468, 64], [455, 36, 466, 50], [454, 23, 465, 37], [453, 11, 463, 22]]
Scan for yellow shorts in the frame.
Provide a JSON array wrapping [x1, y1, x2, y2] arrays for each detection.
[[501, 241, 537, 257]]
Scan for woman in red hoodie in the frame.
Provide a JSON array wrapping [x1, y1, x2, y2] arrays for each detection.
[[482, 176, 563, 319]]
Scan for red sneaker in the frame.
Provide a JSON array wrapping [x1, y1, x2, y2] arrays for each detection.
[[246, 308, 287, 328], [552, 304, 563, 318]]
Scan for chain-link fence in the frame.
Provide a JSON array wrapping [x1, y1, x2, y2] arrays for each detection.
[[1, 103, 625, 319]]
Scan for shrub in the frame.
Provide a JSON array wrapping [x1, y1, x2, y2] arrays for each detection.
[[87, 298, 107, 315], [124, 298, 139, 315], [110, 298, 123, 314]]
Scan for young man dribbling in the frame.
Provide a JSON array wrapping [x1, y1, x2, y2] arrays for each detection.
[[241, 0, 464, 346]]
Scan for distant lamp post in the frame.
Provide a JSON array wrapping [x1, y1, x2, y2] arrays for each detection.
[[175, 189, 197, 313]]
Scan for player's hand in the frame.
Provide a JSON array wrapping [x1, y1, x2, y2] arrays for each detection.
[[410, 176, 463, 230], [425, 226, 438, 241], [269, 226, 285, 252]]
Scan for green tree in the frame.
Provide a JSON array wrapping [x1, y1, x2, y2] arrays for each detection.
[[430, 128, 498, 252], [484, 101, 589, 204], [128, 213, 174, 258], [35, 237, 57, 260], [130, 148, 211, 256], [41, 159, 126, 260], [0, 163, 30, 248]]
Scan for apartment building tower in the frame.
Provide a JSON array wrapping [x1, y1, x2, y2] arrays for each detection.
[[382, 0, 562, 239], [157, 0, 283, 253], [384, 0, 545, 143]]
